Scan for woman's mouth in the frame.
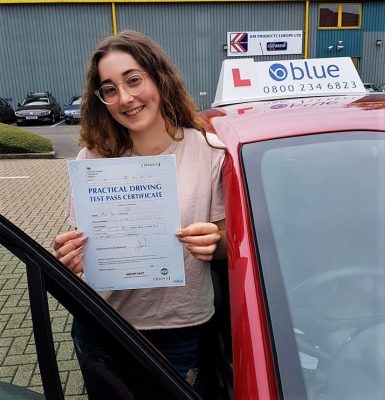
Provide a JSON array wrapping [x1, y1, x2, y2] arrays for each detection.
[[124, 105, 145, 117]]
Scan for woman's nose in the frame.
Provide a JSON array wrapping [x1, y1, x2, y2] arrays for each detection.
[[118, 86, 134, 105]]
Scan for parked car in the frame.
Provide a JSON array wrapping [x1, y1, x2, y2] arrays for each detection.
[[0, 96, 15, 123], [63, 96, 82, 124], [363, 82, 382, 92], [15, 92, 61, 126], [379, 83, 385, 92], [1, 57, 385, 399]]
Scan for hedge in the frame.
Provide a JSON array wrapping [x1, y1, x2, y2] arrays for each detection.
[[0, 123, 53, 153]]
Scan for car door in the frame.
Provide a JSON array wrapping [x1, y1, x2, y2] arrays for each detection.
[[0, 214, 200, 400], [48, 96, 59, 118], [0, 97, 12, 122]]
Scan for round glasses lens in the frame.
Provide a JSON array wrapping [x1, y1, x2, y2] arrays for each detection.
[[124, 74, 146, 96], [100, 85, 118, 103]]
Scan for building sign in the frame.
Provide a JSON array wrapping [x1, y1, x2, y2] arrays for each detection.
[[227, 30, 303, 57], [212, 57, 366, 107]]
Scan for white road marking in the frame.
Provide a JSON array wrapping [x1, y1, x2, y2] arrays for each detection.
[[51, 120, 64, 128], [0, 176, 30, 179]]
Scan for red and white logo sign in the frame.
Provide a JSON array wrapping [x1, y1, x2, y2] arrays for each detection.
[[230, 33, 248, 53]]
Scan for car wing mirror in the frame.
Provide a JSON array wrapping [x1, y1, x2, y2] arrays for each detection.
[[17, 103, 21, 107]]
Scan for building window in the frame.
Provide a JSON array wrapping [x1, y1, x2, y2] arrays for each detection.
[[319, 3, 361, 29]]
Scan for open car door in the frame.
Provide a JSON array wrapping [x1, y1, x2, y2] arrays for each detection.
[[0, 214, 200, 399]]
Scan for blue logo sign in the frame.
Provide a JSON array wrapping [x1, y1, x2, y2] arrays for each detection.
[[267, 42, 288, 51], [269, 63, 288, 81], [269, 61, 341, 82]]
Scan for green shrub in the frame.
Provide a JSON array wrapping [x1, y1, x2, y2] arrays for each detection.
[[0, 123, 53, 153]]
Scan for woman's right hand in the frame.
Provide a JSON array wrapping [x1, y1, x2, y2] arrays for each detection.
[[53, 230, 87, 274]]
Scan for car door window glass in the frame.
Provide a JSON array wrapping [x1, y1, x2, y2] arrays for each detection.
[[243, 132, 385, 400], [0, 244, 86, 399]]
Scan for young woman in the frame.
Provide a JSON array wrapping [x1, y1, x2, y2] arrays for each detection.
[[53, 30, 226, 397]]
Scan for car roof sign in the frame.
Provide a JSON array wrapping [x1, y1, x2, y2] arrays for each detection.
[[212, 57, 366, 107]]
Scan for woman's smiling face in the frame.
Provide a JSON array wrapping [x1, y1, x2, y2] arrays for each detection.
[[97, 50, 163, 135]]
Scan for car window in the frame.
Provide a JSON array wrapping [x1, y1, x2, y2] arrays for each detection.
[[22, 100, 49, 106], [72, 99, 82, 105], [0, 243, 86, 399], [242, 131, 385, 400], [0, 216, 199, 400]]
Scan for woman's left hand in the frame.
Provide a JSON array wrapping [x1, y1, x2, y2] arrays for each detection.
[[176, 222, 224, 261]]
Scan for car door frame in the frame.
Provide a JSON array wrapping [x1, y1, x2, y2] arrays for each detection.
[[0, 214, 200, 400]]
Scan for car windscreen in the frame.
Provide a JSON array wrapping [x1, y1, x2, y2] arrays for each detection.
[[22, 100, 49, 106], [72, 98, 81, 105], [242, 131, 385, 400]]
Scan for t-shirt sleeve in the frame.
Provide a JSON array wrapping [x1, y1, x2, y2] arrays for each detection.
[[210, 147, 226, 223]]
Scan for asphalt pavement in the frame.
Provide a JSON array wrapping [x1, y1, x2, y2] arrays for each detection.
[[0, 131, 87, 398], [20, 121, 82, 159]]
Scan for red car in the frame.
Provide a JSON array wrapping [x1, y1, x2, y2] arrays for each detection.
[[201, 57, 385, 400]]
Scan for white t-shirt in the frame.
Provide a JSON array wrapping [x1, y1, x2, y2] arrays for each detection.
[[67, 128, 225, 329]]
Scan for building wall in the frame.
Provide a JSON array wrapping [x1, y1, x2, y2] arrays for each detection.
[[361, 1, 385, 84], [0, 1, 384, 111], [310, 1, 385, 85], [0, 3, 112, 109]]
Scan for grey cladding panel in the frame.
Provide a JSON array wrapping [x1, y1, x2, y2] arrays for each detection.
[[0, 4, 112, 108]]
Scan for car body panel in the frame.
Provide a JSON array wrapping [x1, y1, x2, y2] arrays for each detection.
[[221, 152, 279, 400], [209, 94, 385, 145]]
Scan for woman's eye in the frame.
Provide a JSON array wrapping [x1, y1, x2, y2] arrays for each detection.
[[102, 86, 117, 97], [126, 75, 142, 87]]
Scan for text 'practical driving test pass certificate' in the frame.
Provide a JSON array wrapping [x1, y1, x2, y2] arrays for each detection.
[[67, 155, 185, 291]]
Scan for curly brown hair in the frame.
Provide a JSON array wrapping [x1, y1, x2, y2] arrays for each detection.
[[79, 30, 208, 157]]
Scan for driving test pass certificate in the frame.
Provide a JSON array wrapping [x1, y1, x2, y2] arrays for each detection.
[[67, 155, 185, 291]]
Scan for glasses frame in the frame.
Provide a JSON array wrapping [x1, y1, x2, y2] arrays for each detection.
[[95, 72, 147, 105]]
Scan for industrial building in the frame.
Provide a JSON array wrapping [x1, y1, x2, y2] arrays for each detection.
[[0, 1, 384, 110]]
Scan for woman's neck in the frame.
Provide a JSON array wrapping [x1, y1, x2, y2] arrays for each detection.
[[130, 125, 173, 156]]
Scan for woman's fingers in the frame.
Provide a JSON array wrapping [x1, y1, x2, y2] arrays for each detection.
[[65, 250, 84, 274], [188, 244, 217, 255], [176, 222, 218, 238], [58, 244, 83, 264], [177, 222, 221, 261], [53, 230, 87, 273], [54, 235, 87, 259], [53, 230, 83, 252], [179, 232, 221, 246]]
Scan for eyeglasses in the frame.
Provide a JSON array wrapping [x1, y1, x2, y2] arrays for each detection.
[[95, 72, 147, 105]]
